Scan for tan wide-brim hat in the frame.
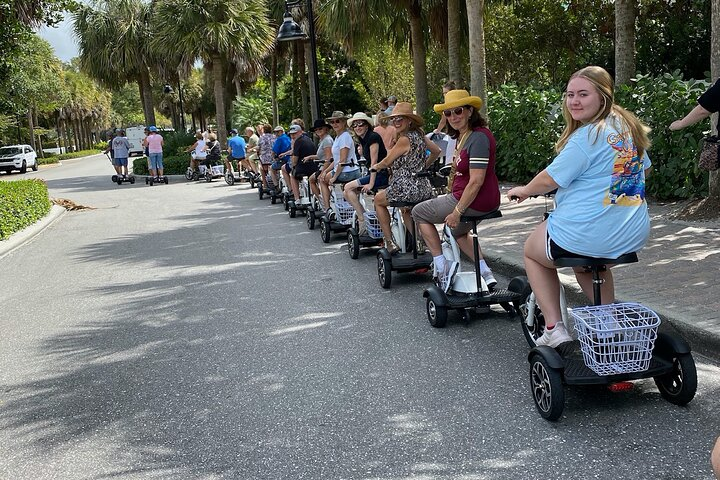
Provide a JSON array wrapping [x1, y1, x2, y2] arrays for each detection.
[[325, 110, 350, 122], [386, 102, 424, 126], [347, 112, 375, 129], [433, 89, 483, 113]]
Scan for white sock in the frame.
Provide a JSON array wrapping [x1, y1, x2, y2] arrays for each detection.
[[433, 255, 447, 273], [479, 259, 491, 276]]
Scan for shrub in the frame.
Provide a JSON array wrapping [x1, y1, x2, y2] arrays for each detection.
[[132, 154, 189, 176], [162, 131, 196, 157], [0, 179, 51, 240], [55, 149, 103, 161], [93, 141, 109, 150], [487, 73, 710, 200]]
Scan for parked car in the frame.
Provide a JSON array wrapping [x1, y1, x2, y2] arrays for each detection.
[[0, 144, 38, 174]]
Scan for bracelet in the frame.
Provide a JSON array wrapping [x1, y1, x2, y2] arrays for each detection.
[[455, 206, 464, 215]]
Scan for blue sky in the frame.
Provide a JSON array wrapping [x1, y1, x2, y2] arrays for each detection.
[[38, 15, 78, 62]]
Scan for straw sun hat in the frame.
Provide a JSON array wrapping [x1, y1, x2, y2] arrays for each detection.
[[433, 89, 483, 113], [347, 112, 374, 129], [386, 102, 424, 126]]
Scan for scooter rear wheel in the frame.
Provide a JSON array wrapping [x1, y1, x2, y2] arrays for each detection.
[[377, 254, 392, 289], [307, 211, 316, 230], [529, 354, 564, 421], [348, 231, 360, 259], [426, 297, 448, 328], [225, 172, 235, 185]]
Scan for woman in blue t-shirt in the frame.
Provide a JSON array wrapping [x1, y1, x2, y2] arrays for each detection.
[[507, 66, 652, 348]]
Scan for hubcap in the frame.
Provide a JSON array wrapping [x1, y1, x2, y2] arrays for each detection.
[[531, 362, 552, 412], [428, 300, 437, 320]]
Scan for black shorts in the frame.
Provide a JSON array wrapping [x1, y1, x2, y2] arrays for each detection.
[[545, 232, 585, 261], [294, 164, 318, 179]]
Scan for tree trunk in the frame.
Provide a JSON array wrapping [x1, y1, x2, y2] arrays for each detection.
[[271, 53, 279, 126], [614, 0, 636, 86], [138, 68, 156, 127], [63, 118, 72, 153], [304, 38, 319, 122], [448, 0, 462, 86], [27, 108, 36, 151], [710, 0, 720, 198], [34, 109, 44, 158], [296, 40, 310, 128], [408, 0, 429, 115], [467, 0, 488, 117], [72, 119, 80, 152], [212, 53, 228, 147]]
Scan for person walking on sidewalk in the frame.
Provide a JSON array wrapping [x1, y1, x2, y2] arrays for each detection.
[[412, 90, 500, 293], [507, 66, 652, 348]]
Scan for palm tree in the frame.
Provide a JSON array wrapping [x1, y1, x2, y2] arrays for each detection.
[[153, 0, 275, 147], [615, 0, 636, 86], [73, 0, 157, 126], [466, 0, 488, 116], [710, 0, 720, 203]]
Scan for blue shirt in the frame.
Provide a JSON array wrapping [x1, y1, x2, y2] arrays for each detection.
[[227, 135, 247, 158], [272, 134, 292, 163], [545, 117, 652, 259]]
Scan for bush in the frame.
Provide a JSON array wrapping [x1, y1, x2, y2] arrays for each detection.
[[487, 73, 711, 200], [93, 141, 109, 150], [132, 154, 190, 176], [162, 131, 196, 157], [55, 149, 103, 161], [0, 179, 51, 240]]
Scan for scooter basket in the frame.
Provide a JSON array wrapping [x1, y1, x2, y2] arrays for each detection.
[[336, 200, 355, 225], [363, 211, 383, 238], [571, 302, 660, 376]]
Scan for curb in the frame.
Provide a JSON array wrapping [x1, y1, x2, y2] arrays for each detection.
[[0, 205, 66, 260], [482, 246, 720, 360]]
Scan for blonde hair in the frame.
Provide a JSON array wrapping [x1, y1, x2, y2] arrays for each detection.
[[208, 133, 217, 142], [376, 112, 389, 127], [555, 66, 651, 157]]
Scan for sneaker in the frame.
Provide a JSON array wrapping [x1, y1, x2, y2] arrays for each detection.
[[482, 271, 497, 290], [358, 222, 368, 236], [535, 322, 573, 348], [437, 261, 459, 293]]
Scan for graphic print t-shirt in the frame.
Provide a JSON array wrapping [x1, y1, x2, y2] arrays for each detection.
[[546, 118, 652, 258]]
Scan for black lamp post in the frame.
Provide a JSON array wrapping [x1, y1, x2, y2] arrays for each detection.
[[277, 0, 321, 123], [163, 83, 186, 132]]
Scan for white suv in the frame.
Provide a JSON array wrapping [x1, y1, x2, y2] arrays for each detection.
[[0, 144, 38, 174]]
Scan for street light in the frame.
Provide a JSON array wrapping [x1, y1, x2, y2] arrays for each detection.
[[277, 0, 321, 123], [163, 83, 186, 132]]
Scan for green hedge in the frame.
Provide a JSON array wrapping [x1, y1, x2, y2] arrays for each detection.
[[132, 154, 190, 176], [0, 179, 51, 240], [487, 72, 710, 200]]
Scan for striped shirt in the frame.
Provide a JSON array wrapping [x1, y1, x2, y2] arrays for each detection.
[[451, 127, 500, 213]]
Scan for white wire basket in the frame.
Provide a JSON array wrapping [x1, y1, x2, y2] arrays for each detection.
[[363, 211, 383, 238], [336, 199, 355, 225], [571, 302, 660, 376]]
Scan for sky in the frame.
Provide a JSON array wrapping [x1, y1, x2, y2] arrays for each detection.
[[38, 15, 78, 63]]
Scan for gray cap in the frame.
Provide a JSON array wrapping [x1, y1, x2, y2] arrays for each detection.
[[288, 124, 302, 134]]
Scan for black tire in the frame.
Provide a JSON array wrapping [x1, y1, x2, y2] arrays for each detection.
[[163, 176, 168, 184], [31, 160, 38, 171], [249, 177, 255, 189], [307, 211, 316, 230], [426, 297, 448, 328], [185, 169, 193, 180], [289, 206, 297, 218], [117, 179, 123, 185], [283, 195, 290, 211], [320, 219, 331, 243], [258, 185, 264, 200], [529, 354, 565, 421], [192, 171, 200, 181], [205, 172, 212, 182], [225, 172, 235, 185], [271, 195, 277, 205], [149, 177, 154, 186], [348, 231, 360, 259], [20, 160, 27, 174], [129, 176, 135, 184], [145, 177, 149, 185], [654, 353, 697, 406], [377, 254, 392, 289], [111, 175, 118, 182]]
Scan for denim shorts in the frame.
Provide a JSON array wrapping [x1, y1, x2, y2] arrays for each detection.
[[271, 160, 286, 171], [114, 157, 128, 167], [149, 153, 163, 170], [357, 171, 389, 189], [332, 169, 361, 183]]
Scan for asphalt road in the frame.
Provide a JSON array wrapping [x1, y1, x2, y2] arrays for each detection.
[[0, 155, 719, 479]]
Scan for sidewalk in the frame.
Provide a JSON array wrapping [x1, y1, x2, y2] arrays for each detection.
[[483, 186, 720, 356]]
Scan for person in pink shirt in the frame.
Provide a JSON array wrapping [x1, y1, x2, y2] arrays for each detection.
[[143, 126, 165, 178]]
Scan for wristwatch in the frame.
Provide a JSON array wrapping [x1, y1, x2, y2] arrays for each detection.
[[369, 168, 377, 173]]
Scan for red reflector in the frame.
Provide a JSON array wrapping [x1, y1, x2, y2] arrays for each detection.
[[415, 268, 429, 274], [608, 381, 634, 392]]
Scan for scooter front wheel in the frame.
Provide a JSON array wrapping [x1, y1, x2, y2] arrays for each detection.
[[529, 354, 564, 421], [377, 253, 392, 289], [426, 296, 448, 328], [654, 353, 697, 406]]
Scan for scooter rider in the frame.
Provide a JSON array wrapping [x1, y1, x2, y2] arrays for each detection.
[[288, 124, 318, 205], [318, 111, 361, 214], [343, 112, 389, 235], [271, 125, 292, 194], [227, 128, 253, 177], [412, 90, 499, 292], [306, 119, 334, 208]]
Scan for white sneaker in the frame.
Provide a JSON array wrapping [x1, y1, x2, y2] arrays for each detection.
[[438, 261, 459, 293], [482, 271, 497, 290], [535, 322, 573, 348]]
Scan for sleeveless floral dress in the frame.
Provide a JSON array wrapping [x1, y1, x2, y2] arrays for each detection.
[[385, 130, 433, 204]]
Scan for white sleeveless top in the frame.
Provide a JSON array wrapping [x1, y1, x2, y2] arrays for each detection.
[[194, 139, 207, 158]]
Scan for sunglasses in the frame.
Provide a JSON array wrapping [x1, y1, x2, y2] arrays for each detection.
[[390, 117, 405, 125], [443, 106, 466, 117], [329, 119, 343, 124], [351, 122, 367, 128]]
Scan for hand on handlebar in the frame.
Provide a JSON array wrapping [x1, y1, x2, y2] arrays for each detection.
[[507, 186, 529, 203]]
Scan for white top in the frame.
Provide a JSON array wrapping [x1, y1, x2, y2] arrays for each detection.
[[194, 139, 207, 158]]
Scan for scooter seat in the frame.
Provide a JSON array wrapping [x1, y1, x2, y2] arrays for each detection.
[[553, 252, 638, 268], [388, 200, 421, 208], [459, 209, 503, 222]]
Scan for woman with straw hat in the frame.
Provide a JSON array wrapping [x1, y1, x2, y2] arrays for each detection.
[[411, 90, 500, 293], [370, 102, 442, 254]]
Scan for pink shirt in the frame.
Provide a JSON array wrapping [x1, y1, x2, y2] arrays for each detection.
[[145, 133, 163, 153]]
